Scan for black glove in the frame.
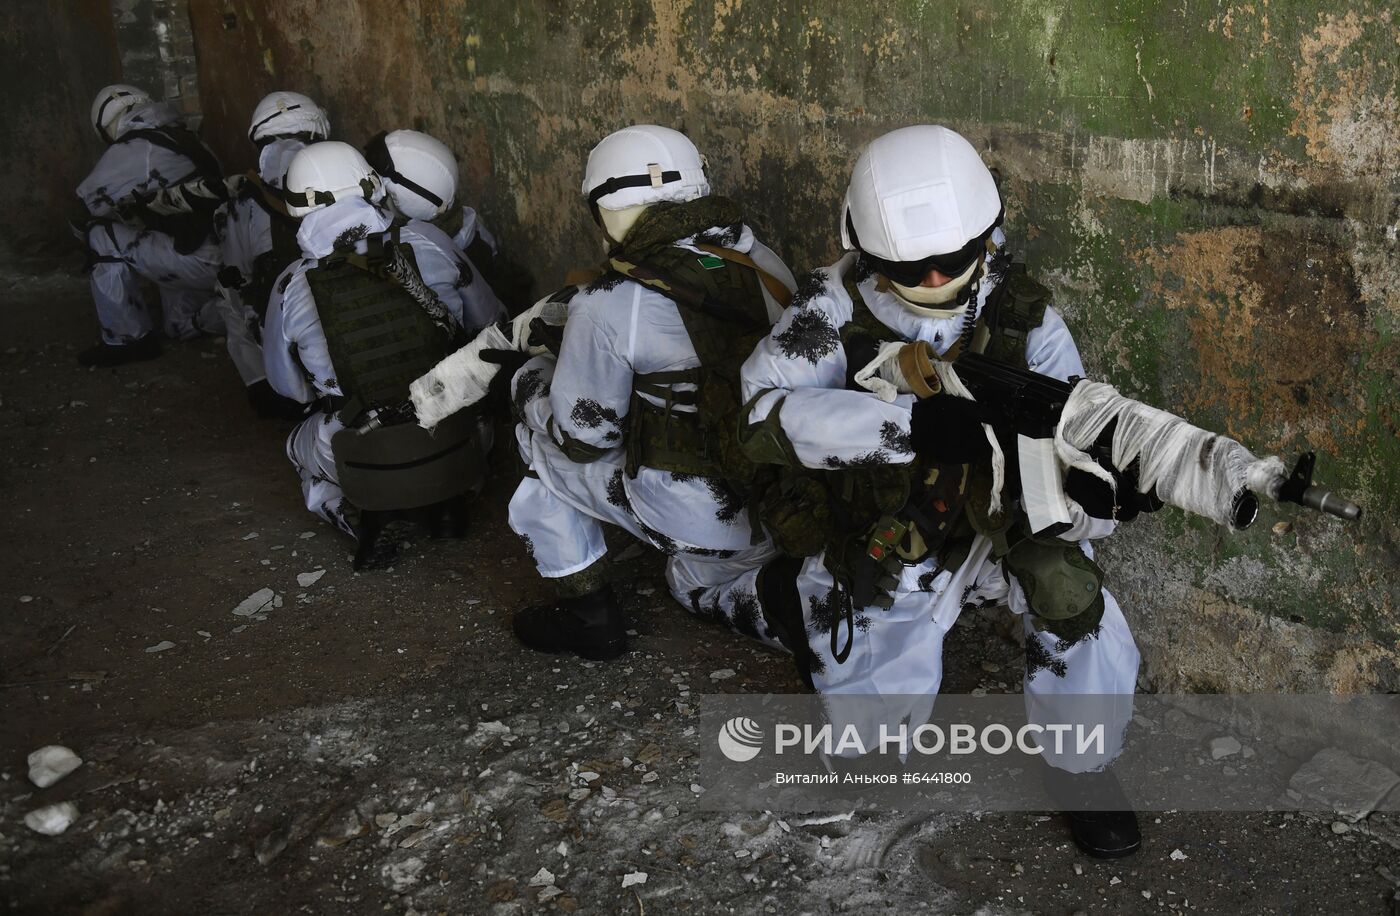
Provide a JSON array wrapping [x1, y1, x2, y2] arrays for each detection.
[[1065, 458, 1161, 522], [480, 348, 531, 402], [908, 394, 998, 464]]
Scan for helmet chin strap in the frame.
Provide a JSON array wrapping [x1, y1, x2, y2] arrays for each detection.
[[888, 258, 981, 317]]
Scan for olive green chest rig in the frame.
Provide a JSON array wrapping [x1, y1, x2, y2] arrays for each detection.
[[825, 263, 1105, 648], [602, 197, 791, 489], [305, 228, 458, 424]]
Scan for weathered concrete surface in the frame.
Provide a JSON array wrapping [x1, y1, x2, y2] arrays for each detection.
[[186, 1, 1399, 691], [0, 2, 120, 252], [111, 0, 203, 122]]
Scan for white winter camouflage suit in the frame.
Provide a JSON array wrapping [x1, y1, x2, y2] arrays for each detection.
[[76, 102, 223, 344], [263, 196, 505, 533], [507, 222, 796, 640], [739, 248, 1139, 770]]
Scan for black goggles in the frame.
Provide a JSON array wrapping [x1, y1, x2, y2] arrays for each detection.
[[849, 209, 1002, 287]]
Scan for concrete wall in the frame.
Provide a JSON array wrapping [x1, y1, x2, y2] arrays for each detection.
[[188, 0, 1400, 692], [112, 0, 203, 124], [0, 2, 121, 253]]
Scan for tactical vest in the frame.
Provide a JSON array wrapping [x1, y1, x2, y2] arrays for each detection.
[[622, 245, 779, 485], [305, 231, 455, 424], [838, 264, 1050, 568], [603, 198, 791, 493]]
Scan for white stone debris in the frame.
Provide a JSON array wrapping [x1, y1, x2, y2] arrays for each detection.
[[383, 856, 425, 892], [24, 802, 78, 835], [145, 640, 176, 653], [710, 668, 737, 680], [233, 588, 280, 617], [1209, 736, 1242, 759], [529, 867, 555, 887], [621, 871, 648, 888], [1289, 747, 1400, 822], [296, 570, 326, 588], [27, 745, 82, 788], [1170, 848, 1188, 861]]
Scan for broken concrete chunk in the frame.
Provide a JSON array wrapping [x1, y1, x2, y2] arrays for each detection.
[[529, 867, 555, 887], [1288, 747, 1400, 822], [145, 640, 176, 653], [24, 802, 78, 835], [27, 745, 82, 788], [709, 668, 737, 681], [233, 588, 278, 617], [1209, 736, 1242, 760], [621, 871, 647, 888], [296, 570, 326, 588]]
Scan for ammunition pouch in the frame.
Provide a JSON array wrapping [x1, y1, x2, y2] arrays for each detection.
[[626, 368, 720, 478], [331, 408, 484, 512]]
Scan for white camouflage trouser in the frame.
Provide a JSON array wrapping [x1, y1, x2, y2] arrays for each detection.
[[87, 221, 223, 344], [507, 422, 784, 649], [286, 410, 353, 536], [217, 285, 265, 385], [797, 536, 1140, 772]]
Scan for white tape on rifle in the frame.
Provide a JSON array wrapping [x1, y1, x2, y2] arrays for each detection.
[[1055, 380, 1286, 528]]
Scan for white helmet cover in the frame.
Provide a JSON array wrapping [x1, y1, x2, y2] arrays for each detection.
[[364, 129, 458, 221], [91, 84, 152, 142], [247, 91, 330, 145], [841, 125, 1001, 265], [582, 125, 710, 214], [283, 141, 383, 217]]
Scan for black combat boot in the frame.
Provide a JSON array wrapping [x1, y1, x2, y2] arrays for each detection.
[[77, 333, 161, 367], [1043, 763, 1142, 859], [512, 585, 628, 661], [426, 495, 472, 539]]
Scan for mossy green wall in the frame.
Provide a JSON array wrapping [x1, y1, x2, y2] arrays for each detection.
[[190, 0, 1399, 690]]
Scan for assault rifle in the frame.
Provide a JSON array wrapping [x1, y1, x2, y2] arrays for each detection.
[[947, 350, 1362, 534]]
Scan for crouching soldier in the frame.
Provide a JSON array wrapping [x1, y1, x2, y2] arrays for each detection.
[[213, 91, 331, 417], [739, 126, 1143, 858], [262, 142, 493, 566], [76, 85, 225, 366], [364, 128, 507, 330], [498, 125, 798, 660]]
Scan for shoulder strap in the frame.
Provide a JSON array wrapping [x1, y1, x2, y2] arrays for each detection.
[[243, 170, 293, 219], [693, 242, 792, 308], [121, 127, 222, 184]]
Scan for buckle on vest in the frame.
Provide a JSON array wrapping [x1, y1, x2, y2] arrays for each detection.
[[865, 516, 908, 563]]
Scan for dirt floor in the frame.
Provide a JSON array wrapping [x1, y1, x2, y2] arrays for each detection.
[[2, 263, 1398, 914]]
